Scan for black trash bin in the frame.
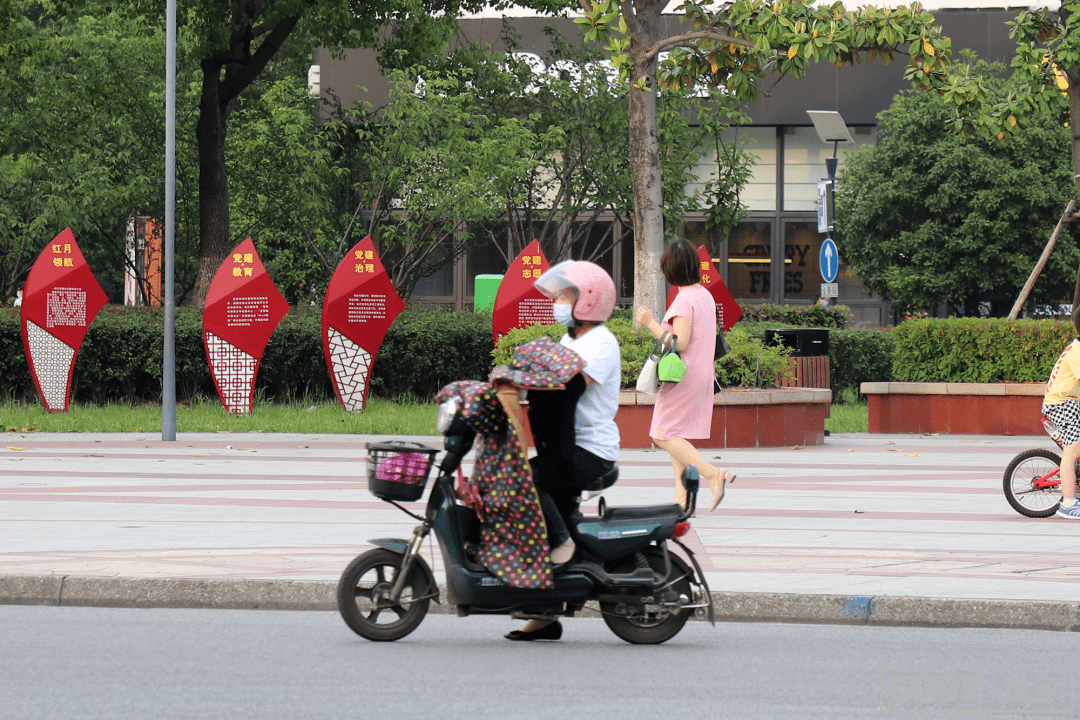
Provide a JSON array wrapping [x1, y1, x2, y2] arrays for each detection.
[[765, 328, 829, 357]]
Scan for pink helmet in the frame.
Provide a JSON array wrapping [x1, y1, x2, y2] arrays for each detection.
[[535, 260, 616, 323]]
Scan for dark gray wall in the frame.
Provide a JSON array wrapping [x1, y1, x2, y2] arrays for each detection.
[[319, 9, 1021, 126], [744, 10, 1018, 125]]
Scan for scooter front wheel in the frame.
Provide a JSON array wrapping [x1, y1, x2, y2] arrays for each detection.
[[1003, 448, 1063, 518], [336, 549, 430, 641]]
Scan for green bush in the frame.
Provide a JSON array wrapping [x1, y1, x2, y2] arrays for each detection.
[[0, 308, 32, 399], [829, 328, 895, 399], [738, 302, 852, 329], [7, 301, 887, 405], [374, 308, 494, 400], [0, 305, 494, 405], [719, 317, 894, 398], [493, 318, 655, 388], [256, 307, 332, 402], [715, 325, 794, 388], [892, 317, 1072, 383], [495, 318, 795, 389]]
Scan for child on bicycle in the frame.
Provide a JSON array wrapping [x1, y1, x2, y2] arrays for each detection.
[[1043, 306, 1080, 519]]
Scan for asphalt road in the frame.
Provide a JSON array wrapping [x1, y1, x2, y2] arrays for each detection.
[[2, 606, 1077, 720]]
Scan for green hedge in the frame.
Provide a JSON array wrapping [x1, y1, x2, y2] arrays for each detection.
[[892, 317, 1071, 383], [730, 320, 895, 399], [494, 318, 795, 389], [372, 309, 494, 400], [829, 328, 895, 398], [738, 302, 852, 329], [0, 306, 493, 404], [715, 325, 794, 388], [0, 302, 909, 406], [493, 317, 655, 388]]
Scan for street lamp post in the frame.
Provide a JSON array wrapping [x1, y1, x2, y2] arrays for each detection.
[[806, 111, 853, 303], [162, 0, 177, 441]]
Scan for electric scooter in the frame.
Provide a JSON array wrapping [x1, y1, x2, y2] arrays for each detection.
[[336, 369, 714, 644]]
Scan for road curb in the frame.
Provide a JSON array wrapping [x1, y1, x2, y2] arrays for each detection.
[[3, 574, 1079, 631]]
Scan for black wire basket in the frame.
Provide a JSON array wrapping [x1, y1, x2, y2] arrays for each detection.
[[366, 442, 439, 502]]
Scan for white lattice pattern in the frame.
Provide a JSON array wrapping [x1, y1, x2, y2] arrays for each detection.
[[205, 331, 256, 416], [327, 327, 371, 412], [26, 321, 75, 411]]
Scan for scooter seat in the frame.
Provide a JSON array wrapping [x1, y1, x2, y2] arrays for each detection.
[[580, 465, 619, 500], [602, 503, 683, 522]]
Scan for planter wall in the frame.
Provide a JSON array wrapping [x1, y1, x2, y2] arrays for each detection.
[[860, 382, 1045, 435], [614, 388, 831, 448]]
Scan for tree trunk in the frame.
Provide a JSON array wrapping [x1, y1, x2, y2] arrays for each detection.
[[192, 61, 236, 308], [1069, 50, 1080, 309], [187, 14, 302, 308], [626, 3, 666, 325]]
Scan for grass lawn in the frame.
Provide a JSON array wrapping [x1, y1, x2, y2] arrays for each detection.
[[824, 401, 869, 434], [1, 396, 439, 435], [3, 393, 868, 436]]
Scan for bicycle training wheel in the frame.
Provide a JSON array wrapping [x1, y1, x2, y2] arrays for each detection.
[[1003, 448, 1062, 518]]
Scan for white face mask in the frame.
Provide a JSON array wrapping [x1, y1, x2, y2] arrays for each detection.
[[552, 302, 574, 327]]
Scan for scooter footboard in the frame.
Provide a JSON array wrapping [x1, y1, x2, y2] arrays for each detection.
[[446, 566, 593, 607]]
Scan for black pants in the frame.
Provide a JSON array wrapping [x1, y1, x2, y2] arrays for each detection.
[[534, 445, 614, 548]]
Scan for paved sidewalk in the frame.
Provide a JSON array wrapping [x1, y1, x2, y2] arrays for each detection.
[[3, 430, 1080, 628]]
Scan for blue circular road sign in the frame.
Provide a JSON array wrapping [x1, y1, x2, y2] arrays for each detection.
[[819, 238, 838, 283]]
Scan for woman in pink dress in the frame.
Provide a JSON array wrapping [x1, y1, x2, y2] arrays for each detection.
[[636, 240, 735, 512]]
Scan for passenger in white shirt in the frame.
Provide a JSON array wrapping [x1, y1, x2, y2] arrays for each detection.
[[505, 260, 620, 642]]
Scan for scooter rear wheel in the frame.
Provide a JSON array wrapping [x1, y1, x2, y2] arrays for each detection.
[[600, 549, 693, 645], [336, 549, 430, 641], [1003, 448, 1063, 518]]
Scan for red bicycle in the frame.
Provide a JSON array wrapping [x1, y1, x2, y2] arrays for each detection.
[[1003, 416, 1080, 517]]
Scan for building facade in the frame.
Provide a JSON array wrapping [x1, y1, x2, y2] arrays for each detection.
[[316, 8, 1018, 326]]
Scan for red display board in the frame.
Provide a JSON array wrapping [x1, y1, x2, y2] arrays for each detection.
[[666, 245, 743, 332], [20, 228, 108, 412], [321, 236, 405, 412], [202, 238, 291, 416], [492, 240, 555, 343]]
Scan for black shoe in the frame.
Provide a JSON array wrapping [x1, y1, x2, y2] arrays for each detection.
[[504, 621, 563, 641]]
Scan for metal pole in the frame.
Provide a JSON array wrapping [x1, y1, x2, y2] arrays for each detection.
[[162, 0, 177, 441], [1009, 199, 1075, 319]]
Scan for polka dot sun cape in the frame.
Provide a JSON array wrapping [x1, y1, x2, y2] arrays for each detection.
[[436, 337, 587, 590], [437, 380, 553, 589]]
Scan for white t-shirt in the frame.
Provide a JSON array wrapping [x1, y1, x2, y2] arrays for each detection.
[[560, 325, 621, 461]]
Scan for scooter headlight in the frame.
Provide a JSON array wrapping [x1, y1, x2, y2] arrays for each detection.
[[436, 398, 459, 434]]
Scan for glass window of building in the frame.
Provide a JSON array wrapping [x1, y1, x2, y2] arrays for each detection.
[[685, 220, 721, 264], [567, 219, 617, 272], [783, 126, 875, 211], [727, 221, 772, 299], [687, 127, 777, 213], [782, 221, 825, 301], [616, 222, 634, 301], [412, 261, 454, 298]]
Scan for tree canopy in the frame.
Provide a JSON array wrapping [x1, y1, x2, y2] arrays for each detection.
[[0, 3, 172, 301], [836, 55, 1080, 317], [110, 0, 579, 305], [575, 0, 954, 321]]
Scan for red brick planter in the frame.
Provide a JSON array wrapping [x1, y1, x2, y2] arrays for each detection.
[[860, 382, 1045, 435], [614, 388, 831, 448]]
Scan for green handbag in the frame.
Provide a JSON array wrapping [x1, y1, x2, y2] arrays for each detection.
[[656, 331, 687, 383]]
